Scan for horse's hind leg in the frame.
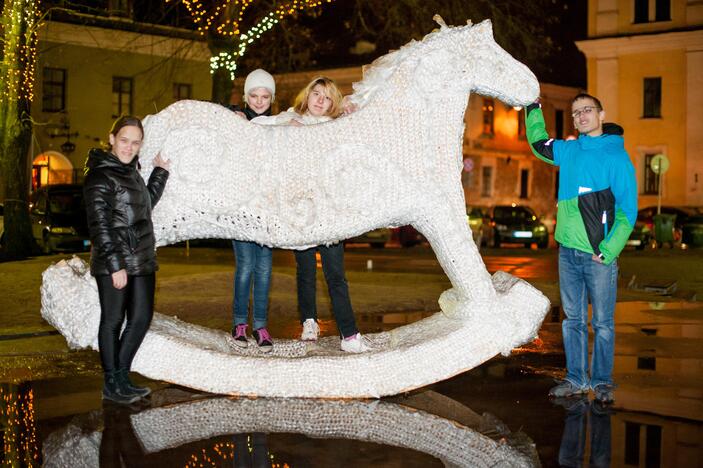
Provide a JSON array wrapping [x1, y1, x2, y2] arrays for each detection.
[[414, 205, 496, 304]]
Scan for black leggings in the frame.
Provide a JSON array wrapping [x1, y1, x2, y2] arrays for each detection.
[[95, 274, 155, 372]]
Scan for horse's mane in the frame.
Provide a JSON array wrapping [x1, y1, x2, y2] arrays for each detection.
[[350, 21, 467, 107]]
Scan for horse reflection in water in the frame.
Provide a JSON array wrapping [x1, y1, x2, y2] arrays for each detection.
[[42, 390, 539, 468]]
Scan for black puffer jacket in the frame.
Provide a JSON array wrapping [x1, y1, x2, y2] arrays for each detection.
[[83, 148, 169, 276]]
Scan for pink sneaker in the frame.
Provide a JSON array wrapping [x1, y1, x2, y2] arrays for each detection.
[[253, 327, 274, 353], [231, 324, 248, 348]]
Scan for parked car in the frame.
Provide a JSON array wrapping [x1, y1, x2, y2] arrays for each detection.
[[346, 228, 392, 248], [29, 184, 91, 253], [484, 204, 549, 249], [636, 206, 702, 242], [682, 214, 703, 248], [397, 206, 486, 248], [626, 220, 652, 250], [467, 206, 486, 247], [397, 224, 425, 248]]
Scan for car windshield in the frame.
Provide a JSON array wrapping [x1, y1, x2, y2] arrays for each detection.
[[493, 206, 534, 222], [467, 208, 483, 218], [49, 192, 84, 215]]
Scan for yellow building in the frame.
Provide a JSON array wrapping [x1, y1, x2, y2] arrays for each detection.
[[31, 19, 212, 188], [577, 0, 703, 208]]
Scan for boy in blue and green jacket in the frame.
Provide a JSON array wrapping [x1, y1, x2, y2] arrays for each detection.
[[525, 93, 637, 405]]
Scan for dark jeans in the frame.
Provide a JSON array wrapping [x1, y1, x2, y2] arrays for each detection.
[[95, 274, 155, 372], [294, 243, 358, 338]]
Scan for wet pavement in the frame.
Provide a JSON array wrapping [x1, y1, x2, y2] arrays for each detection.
[[2, 300, 702, 467]]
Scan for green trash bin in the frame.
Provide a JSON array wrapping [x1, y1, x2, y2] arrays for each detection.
[[653, 213, 676, 244]]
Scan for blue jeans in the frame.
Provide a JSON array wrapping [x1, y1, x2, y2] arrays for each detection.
[[294, 243, 358, 338], [559, 246, 618, 390], [232, 240, 272, 330]]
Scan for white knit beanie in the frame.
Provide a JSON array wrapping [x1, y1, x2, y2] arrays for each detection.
[[244, 69, 275, 99]]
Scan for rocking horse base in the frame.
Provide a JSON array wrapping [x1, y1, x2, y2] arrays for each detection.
[[41, 257, 549, 399]]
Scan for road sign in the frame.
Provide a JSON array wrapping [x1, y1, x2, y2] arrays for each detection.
[[650, 154, 669, 175], [463, 158, 474, 172]]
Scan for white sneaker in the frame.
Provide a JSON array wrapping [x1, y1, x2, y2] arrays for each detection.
[[300, 319, 320, 341], [340, 333, 372, 353]]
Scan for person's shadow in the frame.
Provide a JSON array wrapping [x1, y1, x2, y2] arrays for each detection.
[[100, 401, 149, 467], [233, 433, 272, 468], [553, 396, 612, 467]]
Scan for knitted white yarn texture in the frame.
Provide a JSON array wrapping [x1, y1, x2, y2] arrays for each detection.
[[40, 18, 549, 398], [42, 395, 538, 467]]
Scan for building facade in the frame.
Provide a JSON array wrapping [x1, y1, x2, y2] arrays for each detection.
[[577, 0, 703, 208], [31, 19, 211, 189]]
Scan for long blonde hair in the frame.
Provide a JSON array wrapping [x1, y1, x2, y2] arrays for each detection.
[[293, 76, 343, 118]]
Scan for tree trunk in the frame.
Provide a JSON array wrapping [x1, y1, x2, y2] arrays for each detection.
[[1, 0, 39, 259], [211, 66, 234, 106], [208, 37, 236, 106]]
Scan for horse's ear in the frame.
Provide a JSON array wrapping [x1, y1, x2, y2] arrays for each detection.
[[433, 14, 448, 29], [474, 19, 494, 38]]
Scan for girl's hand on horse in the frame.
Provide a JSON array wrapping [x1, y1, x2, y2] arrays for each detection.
[[289, 119, 303, 127], [153, 153, 171, 171], [235, 111, 246, 119], [342, 95, 358, 115], [112, 269, 128, 289]]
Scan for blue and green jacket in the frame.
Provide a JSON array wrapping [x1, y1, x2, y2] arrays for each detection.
[[525, 103, 637, 264]]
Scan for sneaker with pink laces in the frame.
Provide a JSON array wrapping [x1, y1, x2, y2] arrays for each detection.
[[340, 332, 372, 353], [231, 324, 248, 348], [253, 327, 274, 353]]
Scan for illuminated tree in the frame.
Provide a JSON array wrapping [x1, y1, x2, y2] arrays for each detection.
[[0, 0, 42, 258], [169, 0, 335, 104]]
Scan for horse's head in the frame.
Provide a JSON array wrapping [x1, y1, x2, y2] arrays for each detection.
[[409, 18, 539, 108]]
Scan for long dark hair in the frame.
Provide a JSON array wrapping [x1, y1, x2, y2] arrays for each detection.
[[107, 116, 143, 150]]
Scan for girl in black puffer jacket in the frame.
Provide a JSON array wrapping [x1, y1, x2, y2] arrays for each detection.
[[83, 116, 170, 405]]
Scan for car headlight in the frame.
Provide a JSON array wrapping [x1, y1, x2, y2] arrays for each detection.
[[50, 226, 77, 235], [534, 226, 546, 233], [496, 224, 508, 231]]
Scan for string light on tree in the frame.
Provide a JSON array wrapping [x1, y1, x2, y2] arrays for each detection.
[[168, 0, 335, 79], [1, 0, 42, 101]]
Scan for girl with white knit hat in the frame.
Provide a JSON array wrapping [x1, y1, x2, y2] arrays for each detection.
[[229, 69, 276, 352]]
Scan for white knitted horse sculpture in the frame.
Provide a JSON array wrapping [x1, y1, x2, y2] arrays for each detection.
[[41, 18, 550, 398]]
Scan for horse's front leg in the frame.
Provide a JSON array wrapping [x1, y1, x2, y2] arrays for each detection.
[[415, 202, 550, 351], [414, 203, 496, 307]]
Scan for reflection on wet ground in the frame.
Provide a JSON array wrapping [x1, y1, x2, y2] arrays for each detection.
[[1, 301, 702, 467]]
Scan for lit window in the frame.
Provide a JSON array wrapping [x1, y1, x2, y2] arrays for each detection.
[[643, 154, 660, 195], [112, 77, 133, 117], [481, 166, 493, 197], [42, 68, 66, 112], [173, 83, 192, 101], [643, 77, 661, 118], [482, 99, 494, 135]]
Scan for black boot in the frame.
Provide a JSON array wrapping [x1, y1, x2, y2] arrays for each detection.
[[117, 368, 151, 397], [103, 371, 141, 405]]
